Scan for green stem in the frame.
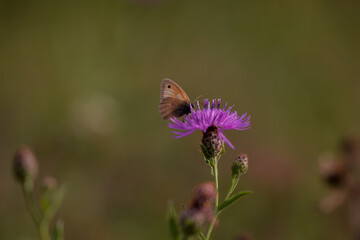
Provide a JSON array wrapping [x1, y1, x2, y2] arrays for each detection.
[[198, 232, 205, 240], [205, 159, 219, 240], [205, 212, 219, 240], [225, 176, 239, 200], [22, 180, 41, 226], [214, 161, 219, 207], [39, 222, 51, 240], [22, 180, 51, 240]]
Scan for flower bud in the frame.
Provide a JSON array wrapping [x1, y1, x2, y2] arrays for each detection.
[[232, 153, 249, 179], [43, 176, 58, 191], [180, 209, 206, 237], [201, 125, 223, 159], [318, 154, 345, 188], [180, 182, 216, 237], [235, 231, 253, 240], [13, 146, 39, 183], [190, 182, 216, 209]]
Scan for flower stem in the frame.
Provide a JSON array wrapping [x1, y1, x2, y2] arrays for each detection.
[[205, 159, 219, 240], [22, 179, 41, 226], [205, 212, 219, 240], [39, 222, 51, 240], [225, 176, 239, 200], [22, 179, 51, 240], [214, 161, 219, 207]]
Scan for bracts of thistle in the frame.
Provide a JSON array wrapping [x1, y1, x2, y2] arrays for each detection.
[[166, 99, 252, 240], [12, 146, 66, 240], [201, 125, 224, 166]]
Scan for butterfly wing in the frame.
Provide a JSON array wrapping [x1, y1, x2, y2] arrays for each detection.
[[159, 98, 191, 120], [159, 79, 191, 120], [160, 79, 191, 101]]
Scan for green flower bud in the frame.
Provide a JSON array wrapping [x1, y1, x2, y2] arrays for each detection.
[[232, 153, 248, 179]]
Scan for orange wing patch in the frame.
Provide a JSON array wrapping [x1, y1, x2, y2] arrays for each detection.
[[160, 79, 190, 103]]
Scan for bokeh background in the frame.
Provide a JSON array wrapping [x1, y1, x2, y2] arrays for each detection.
[[1, 0, 360, 239]]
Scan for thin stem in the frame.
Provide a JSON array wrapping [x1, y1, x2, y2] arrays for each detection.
[[22, 180, 51, 240], [205, 159, 219, 240], [214, 161, 219, 207], [205, 212, 219, 240], [39, 222, 51, 240], [22, 182, 41, 226], [198, 232, 205, 240], [225, 176, 239, 200]]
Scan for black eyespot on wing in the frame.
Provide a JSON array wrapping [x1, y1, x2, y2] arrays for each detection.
[[168, 85, 171, 88]]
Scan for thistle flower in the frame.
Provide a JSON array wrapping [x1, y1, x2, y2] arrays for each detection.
[[169, 99, 251, 149]]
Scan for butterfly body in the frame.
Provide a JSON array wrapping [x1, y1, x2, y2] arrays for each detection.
[[159, 79, 191, 120]]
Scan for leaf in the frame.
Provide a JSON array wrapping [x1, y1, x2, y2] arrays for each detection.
[[41, 184, 67, 224], [198, 232, 206, 240], [40, 192, 52, 212], [200, 143, 212, 162], [217, 191, 252, 212], [167, 201, 181, 240], [220, 142, 225, 155]]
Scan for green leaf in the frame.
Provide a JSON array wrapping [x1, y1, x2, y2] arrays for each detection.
[[200, 143, 212, 162], [167, 201, 181, 240], [220, 142, 225, 155], [41, 184, 67, 225], [217, 191, 252, 212], [198, 232, 206, 240]]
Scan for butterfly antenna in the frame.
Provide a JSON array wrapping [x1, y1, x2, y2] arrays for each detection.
[[193, 95, 203, 103]]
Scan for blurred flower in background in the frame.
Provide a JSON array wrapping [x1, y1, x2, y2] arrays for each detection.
[[69, 94, 121, 138]]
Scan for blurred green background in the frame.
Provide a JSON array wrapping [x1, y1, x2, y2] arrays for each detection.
[[1, 0, 360, 239]]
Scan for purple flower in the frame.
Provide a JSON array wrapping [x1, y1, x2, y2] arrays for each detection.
[[168, 99, 251, 149]]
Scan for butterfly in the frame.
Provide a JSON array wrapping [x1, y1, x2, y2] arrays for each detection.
[[159, 78, 192, 120]]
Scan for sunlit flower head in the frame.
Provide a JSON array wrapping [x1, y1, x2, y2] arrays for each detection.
[[168, 99, 251, 149]]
